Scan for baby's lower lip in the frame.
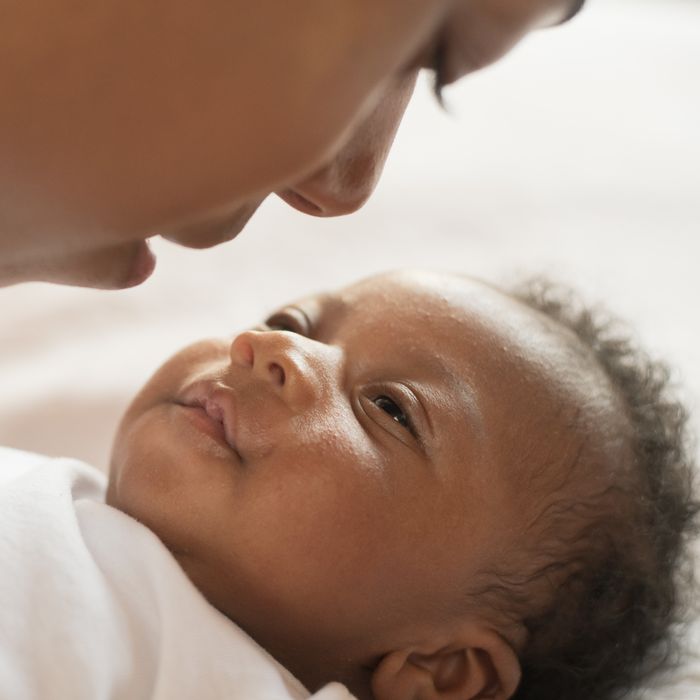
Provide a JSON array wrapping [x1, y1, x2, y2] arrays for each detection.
[[175, 403, 239, 456]]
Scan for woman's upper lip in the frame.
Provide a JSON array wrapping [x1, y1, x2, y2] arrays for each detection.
[[158, 200, 264, 249]]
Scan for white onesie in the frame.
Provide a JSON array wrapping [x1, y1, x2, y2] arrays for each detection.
[[0, 446, 355, 700]]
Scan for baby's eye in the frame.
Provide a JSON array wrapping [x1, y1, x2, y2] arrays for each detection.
[[264, 307, 310, 335], [373, 395, 412, 431]]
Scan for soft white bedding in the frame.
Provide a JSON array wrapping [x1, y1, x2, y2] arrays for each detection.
[[1, 0, 698, 696], [0, 447, 351, 700]]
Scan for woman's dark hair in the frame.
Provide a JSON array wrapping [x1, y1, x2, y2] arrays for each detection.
[[500, 279, 699, 700]]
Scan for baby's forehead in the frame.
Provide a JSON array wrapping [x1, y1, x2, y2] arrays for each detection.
[[295, 271, 582, 389], [333, 270, 506, 319], [333, 270, 560, 344], [342, 272, 626, 445], [284, 269, 621, 425]]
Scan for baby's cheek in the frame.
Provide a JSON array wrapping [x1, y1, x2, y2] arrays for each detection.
[[154, 340, 228, 394], [109, 403, 232, 551], [227, 484, 386, 644]]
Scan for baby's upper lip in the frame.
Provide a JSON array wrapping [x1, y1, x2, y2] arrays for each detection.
[[178, 380, 239, 455]]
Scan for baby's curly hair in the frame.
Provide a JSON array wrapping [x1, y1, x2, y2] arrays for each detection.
[[492, 280, 699, 700]]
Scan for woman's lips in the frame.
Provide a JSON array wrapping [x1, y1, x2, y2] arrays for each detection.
[[158, 200, 264, 249], [123, 239, 156, 288]]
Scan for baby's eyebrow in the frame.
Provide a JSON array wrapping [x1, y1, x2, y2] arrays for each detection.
[[416, 355, 485, 457], [312, 292, 350, 330], [315, 292, 342, 316]]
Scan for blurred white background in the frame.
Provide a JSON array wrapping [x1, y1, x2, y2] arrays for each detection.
[[1, 0, 699, 693]]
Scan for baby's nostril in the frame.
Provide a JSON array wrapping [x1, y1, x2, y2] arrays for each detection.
[[268, 362, 285, 386]]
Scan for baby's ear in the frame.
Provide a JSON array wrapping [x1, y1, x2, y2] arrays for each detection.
[[370, 628, 521, 700]]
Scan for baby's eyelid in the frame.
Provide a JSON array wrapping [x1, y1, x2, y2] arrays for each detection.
[[390, 384, 432, 453], [361, 385, 425, 453], [264, 306, 311, 335]]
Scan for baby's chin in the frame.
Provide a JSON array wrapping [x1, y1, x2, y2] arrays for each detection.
[[105, 407, 174, 534], [104, 448, 186, 558]]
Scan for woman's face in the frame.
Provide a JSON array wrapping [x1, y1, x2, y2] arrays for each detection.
[[158, 0, 584, 255], [159, 70, 421, 251], [1, 0, 583, 289]]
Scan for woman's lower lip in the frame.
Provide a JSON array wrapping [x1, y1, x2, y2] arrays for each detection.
[[124, 240, 156, 288]]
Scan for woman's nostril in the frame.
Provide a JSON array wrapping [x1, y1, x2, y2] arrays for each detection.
[[268, 362, 285, 386]]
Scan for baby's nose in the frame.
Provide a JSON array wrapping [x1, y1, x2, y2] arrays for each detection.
[[229, 330, 327, 411]]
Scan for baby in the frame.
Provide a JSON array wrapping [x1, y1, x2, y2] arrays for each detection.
[[2, 270, 697, 700], [106, 269, 699, 699]]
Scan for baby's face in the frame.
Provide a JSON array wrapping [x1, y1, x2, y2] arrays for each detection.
[[107, 271, 599, 687]]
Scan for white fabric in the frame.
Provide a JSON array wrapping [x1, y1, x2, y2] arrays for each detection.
[[0, 447, 355, 700]]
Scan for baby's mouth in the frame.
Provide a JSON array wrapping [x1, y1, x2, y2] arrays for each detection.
[[175, 383, 241, 458]]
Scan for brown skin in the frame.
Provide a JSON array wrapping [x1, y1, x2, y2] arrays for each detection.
[[1, 0, 583, 289], [107, 270, 621, 699]]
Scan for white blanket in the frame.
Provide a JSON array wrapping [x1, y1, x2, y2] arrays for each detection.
[[0, 447, 354, 700]]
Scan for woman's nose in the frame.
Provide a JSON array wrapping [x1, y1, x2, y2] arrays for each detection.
[[278, 72, 417, 217], [279, 152, 378, 217], [229, 330, 334, 411]]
